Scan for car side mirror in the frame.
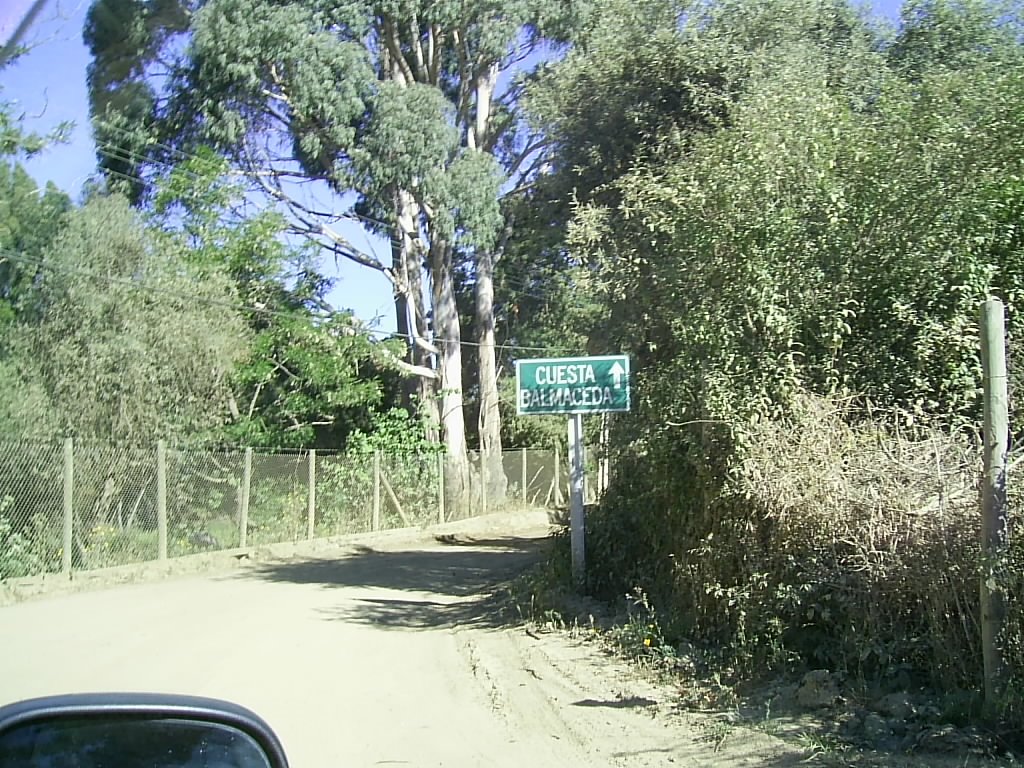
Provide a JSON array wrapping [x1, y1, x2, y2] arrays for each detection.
[[0, 693, 290, 768]]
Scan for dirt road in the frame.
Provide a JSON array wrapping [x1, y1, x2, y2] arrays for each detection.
[[0, 513, 798, 767]]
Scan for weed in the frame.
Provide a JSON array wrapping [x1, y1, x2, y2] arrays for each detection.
[[699, 718, 733, 752], [796, 731, 852, 760]]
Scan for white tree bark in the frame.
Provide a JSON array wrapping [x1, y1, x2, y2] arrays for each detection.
[[430, 238, 470, 513], [475, 247, 506, 500], [395, 189, 440, 441], [470, 61, 507, 500]]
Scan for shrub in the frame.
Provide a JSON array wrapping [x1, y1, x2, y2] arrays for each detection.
[[588, 393, 1019, 705], [0, 498, 50, 579]]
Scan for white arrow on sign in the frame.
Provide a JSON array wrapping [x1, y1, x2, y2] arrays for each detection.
[[609, 361, 626, 389]]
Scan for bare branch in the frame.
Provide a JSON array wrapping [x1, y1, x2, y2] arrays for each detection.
[[260, 88, 291, 107], [503, 178, 542, 200], [498, 80, 527, 110], [242, 154, 395, 278], [272, 359, 299, 380], [227, 391, 241, 421], [247, 380, 266, 419], [285, 419, 335, 431], [474, 63, 499, 151], [377, 343, 438, 380]]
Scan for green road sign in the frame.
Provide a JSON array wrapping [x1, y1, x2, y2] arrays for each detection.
[[516, 355, 631, 415]]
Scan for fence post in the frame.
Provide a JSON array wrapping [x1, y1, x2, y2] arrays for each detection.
[[437, 452, 445, 524], [372, 450, 381, 532], [156, 440, 167, 561], [981, 297, 1010, 706], [239, 448, 252, 548], [521, 448, 528, 505], [307, 449, 316, 540], [62, 437, 73, 576], [480, 454, 488, 517]]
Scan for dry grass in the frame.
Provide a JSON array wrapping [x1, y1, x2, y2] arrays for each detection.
[[728, 394, 1020, 699]]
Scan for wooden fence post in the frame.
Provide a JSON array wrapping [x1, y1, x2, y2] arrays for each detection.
[[380, 472, 412, 527], [480, 454, 488, 517], [156, 440, 167, 561], [62, 437, 73, 576], [307, 449, 316, 540], [521, 447, 528, 505], [981, 297, 1010, 706], [372, 450, 381, 532], [437, 452, 445, 524], [239, 448, 252, 548]]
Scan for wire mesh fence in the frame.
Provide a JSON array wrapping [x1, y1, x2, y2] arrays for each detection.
[[0, 440, 63, 579], [0, 439, 588, 580]]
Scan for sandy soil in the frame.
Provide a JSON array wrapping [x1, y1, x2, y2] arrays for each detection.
[[0, 511, 804, 767]]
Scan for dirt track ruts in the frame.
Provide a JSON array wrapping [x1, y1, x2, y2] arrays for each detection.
[[0, 512, 800, 767]]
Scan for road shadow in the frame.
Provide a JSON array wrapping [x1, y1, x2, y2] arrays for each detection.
[[573, 696, 658, 709], [241, 534, 550, 630]]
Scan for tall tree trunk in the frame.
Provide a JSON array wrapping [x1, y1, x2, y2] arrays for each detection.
[[430, 237, 469, 515], [476, 248, 506, 501], [395, 189, 439, 442], [467, 63, 506, 505], [392, 213, 414, 409]]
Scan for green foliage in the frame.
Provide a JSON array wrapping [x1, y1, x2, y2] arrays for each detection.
[[153, 154, 397, 449], [0, 498, 49, 578], [608, 588, 677, 664], [517, 0, 1024, 723], [85, 0, 592, 466], [345, 407, 443, 456], [84, 0, 187, 202], [357, 82, 457, 193], [889, 0, 1024, 77], [0, 162, 72, 328], [0, 87, 72, 159], [13, 194, 246, 443], [80, 523, 159, 568]]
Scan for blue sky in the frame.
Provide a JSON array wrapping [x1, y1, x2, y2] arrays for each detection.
[[2, 0, 904, 332]]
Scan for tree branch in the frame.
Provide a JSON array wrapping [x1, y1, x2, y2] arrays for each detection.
[[227, 391, 241, 421], [247, 380, 266, 419], [285, 419, 335, 431], [272, 359, 299, 380], [474, 62, 499, 151], [505, 136, 551, 182], [382, 17, 415, 85], [427, 24, 442, 84], [452, 28, 474, 145], [244, 159, 395, 278], [409, 14, 428, 82], [377, 343, 438, 380]]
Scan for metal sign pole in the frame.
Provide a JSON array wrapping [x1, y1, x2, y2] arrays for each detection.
[[568, 412, 586, 586], [514, 353, 630, 591]]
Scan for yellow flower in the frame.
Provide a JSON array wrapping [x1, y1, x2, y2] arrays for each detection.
[[643, 638, 651, 647]]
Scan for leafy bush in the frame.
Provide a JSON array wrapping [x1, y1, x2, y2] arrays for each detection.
[[79, 524, 158, 569], [588, 393, 1022, 711], [0, 498, 50, 578]]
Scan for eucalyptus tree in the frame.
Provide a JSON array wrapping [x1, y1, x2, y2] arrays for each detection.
[[85, 0, 586, 503]]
